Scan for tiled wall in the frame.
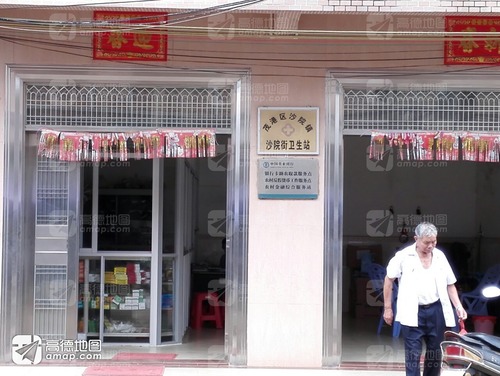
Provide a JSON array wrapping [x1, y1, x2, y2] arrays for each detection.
[[156, 0, 500, 12], [322, 0, 500, 12]]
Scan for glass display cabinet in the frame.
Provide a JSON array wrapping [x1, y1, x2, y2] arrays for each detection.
[[78, 256, 157, 343], [77, 159, 181, 345], [102, 258, 151, 342]]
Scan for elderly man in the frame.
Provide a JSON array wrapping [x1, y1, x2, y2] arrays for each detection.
[[383, 222, 467, 376]]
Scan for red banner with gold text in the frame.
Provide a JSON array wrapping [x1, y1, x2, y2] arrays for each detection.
[[93, 11, 168, 61], [445, 16, 500, 65]]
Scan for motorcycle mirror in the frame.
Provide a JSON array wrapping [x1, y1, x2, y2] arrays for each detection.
[[482, 285, 500, 298]]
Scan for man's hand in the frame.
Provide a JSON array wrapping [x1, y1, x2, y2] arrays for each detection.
[[383, 307, 394, 326], [456, 306, 467, 321]]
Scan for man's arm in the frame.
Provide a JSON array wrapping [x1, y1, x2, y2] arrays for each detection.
[[447, 284, 468, 320], [383, 276, 395, 325]]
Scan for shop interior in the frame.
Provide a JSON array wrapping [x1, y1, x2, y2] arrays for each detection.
[[75, 133, 500, 362], [76, 135, 229, 354], [341, 135, 500, 363]]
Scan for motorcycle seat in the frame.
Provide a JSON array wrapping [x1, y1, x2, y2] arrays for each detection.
[[443, 331, 500, 370], [465, 332, 500, 353]]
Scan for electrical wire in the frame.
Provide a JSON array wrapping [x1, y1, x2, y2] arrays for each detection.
[[1, 0, 500, 41], [3, 32, 493, 78], [0, 0, 159, 9], [2, 32, 496, 79], [3, 16, 500, 40], [0, 32, 446, 62], [1, 2, 499, 77], [0, 31, 448, 59], [0, 0, 267, 34]]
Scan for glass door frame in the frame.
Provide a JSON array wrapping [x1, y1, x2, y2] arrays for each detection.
[[3, 66, 250, 365], [78, 157, 203, 345], [78, 158, 169, 345]]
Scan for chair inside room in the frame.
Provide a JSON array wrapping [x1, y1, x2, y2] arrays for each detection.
[[460, 263, 500, 316], [190, 291, 224, 329], [366, 262, 401, 337]]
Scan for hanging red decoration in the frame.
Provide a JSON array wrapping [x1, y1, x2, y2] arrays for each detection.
[[93, 11, 168, 61], [368, 132, 387, 161], [435, 132, 459, 161], [38, 129, 216, 161], [370, 131, 500, 163], [461, 133, 500, 162], [445, 16, 500, 65]]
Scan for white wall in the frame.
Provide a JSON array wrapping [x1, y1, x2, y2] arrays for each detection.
[[246, 74, 325, 368]]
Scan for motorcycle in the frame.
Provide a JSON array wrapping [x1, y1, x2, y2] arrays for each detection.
[[441, 286, 500, 376]]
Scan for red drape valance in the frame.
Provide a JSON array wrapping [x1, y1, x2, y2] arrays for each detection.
[[38, 129, 216, 161], [370, 132, 500, 162]]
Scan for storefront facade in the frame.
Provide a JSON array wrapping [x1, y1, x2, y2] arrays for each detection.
[[2, 67, 252, 364], [1, 4, 500, 368]]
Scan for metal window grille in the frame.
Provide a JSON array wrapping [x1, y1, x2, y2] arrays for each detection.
[[343, 90, 500, 134], [25, 85, 232, 130], [36, 157, 69, 225], [34, 265, 67, 340]]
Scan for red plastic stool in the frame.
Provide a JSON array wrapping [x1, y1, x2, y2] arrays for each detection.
[[190, 291, 223, 329]]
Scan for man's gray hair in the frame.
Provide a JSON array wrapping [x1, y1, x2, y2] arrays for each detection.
[[415, 222, 438, 238]]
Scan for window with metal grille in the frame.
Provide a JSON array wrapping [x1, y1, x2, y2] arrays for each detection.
[[25, 85, 232, 130], [34, 265, 67, 340], [36, 157, 69, 226], [343, 89, 500, 134]]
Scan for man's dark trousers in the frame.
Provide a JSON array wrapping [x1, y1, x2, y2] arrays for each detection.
[[401, 300, 445, 376]]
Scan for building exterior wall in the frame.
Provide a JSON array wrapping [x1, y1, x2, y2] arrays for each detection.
[[0, 6, 498, 368], [247, 74, 325, 367], [2, 1, 500, 12], [0, 12, 331, 363]]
